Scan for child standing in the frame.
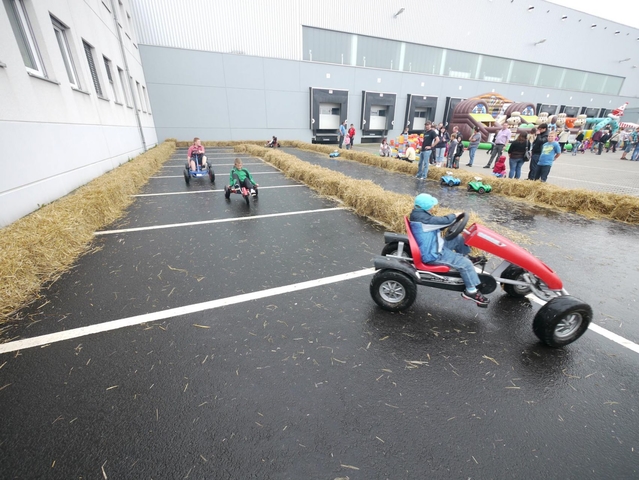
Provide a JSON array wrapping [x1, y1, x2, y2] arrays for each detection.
[[229, 158, 259, 197], [452, 134, 464, 169], [446, 134, 458, 168], [533, 132, 561, 182], [492, 155, 507, 177]]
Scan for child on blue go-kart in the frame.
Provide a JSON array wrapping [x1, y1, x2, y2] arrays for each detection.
[[226, 157, 259, 198], [409, 193, 489, 307], [187, 137, 207, 171]]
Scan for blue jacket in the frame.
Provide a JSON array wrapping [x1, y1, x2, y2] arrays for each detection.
[[409, 208, 456, 263], [339, 124, 347, 136]]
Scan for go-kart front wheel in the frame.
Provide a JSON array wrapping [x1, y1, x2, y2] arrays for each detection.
[[381, 242, 412, 259], [183, 168, 190, 185], [370, 270, 417, 312], [208, 167, 215, 184], [532, 296, 592, 348], [501, 265, 532, 298], [478, 187, 486, 194], [224, 186, 231, 200]]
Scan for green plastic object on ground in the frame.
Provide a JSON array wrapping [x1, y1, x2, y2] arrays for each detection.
[[467, 177, 493, 194]]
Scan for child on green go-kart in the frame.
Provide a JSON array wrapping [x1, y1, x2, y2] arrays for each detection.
[[229, 158, 259, 197], [409, 193, 489, 307]]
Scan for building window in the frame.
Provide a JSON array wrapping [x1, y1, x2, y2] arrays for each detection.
[[142, 85, 150, 113], [103, 56, 119, 102], [51, 17, 79, 88], [4, 0, 46, 75], [130, 75, 139, 109], [136, 80, 145, 111], [83, 40, 103, 97], [118, 67, 131, 106]]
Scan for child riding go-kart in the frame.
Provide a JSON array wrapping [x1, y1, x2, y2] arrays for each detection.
[[224, 158, 259, 206], [370, 197, 592, 348], [183, 153, 215, 185]]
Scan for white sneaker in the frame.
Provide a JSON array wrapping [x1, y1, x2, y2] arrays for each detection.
[[250, 189, 256, 197]]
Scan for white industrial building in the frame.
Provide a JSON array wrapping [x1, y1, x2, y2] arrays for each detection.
[[2, 0, 638, 226], [0, 0, 156, 227]]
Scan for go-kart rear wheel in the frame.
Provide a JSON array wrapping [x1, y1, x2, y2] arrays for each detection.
[[381, 242, 412, 259], [183, 168, 190, 185], [370, 270, 417, 312], [467, 185, 474, 192], [224, 186, 231, 200], [478, 187, 486, 194], [244, 194, 250, 206], [532, 296, 592, 348], [208, 167, 215, 184], [501, 265, 532, 298]]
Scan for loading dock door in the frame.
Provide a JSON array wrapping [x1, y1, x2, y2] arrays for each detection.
[[319, 103, 341, 130], [413, 108, 427, 131], [360, 91, 397, 141], [405, 94, 438, 133], [369, 106, 387, 130]]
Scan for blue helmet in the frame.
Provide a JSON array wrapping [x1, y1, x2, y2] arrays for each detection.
[[414, 193, 438, 211]]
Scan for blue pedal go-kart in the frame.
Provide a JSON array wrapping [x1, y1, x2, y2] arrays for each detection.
[[441, 171, 461, 187], [183, 153, 215, 185], [329, 150, 340, 158]]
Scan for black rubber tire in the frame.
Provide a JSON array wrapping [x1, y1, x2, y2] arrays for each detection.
[[440, 179, 446, 185], [501, 265, 532, 298], [183, 169, 190, 185], [370, 270, 417, 312], [448, 180, 454, 187], [532, 296, 592, 348], [478, 187, 486, 194], [381, 242, 412, 259], [467, 185, 474, 192], [208, 167, 215, 183], [244, 194, 250, 206], [224, 186, 231, 199]]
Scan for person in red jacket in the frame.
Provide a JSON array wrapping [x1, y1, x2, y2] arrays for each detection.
[[492, 155, 507, 177], [346, 124, 356, 150]]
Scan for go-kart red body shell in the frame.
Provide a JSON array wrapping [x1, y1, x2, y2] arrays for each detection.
[[404, 217, 563, 290]]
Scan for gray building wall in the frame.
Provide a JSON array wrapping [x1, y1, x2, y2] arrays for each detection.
[[141, 44, 638, 143]]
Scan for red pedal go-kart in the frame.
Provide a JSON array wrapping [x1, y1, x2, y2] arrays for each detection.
[[370, 214, 593, 347], [224, 183, 258, 206]]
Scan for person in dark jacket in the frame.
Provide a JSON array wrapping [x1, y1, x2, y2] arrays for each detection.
[[527, 124, 548, 180], [409, 194, 489, 307], [598, 130, 611, 155], [508, 133, 529, 179]]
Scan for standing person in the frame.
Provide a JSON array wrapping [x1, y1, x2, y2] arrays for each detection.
[[528, 123, 548, 180], [507, 133, 528, 179], [608, 130, 620, 153], [416, 122, 439, 179], [620, 128, 637, 160], [434, 126, 449, 167], [466, 127, 481, 167], [338, 121, 347, 149], [533, 132, 561, 182], [451, 134, 464, 168], [485, 124, 511, 169], [447, 134, 459, 168], [631, 128, 639, 161], [590, 129, 603, 153], [187, 137, 207, 171], [598, 129, 611, 155], [558, 128, 570, 152], [347, 124, 356, 150], [573, 129, 584, 156]]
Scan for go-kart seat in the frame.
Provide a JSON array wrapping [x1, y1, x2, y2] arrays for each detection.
[[404, 217, 450, 273]]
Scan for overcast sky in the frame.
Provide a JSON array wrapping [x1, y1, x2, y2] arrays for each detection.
[[548, 0, 639, 29]]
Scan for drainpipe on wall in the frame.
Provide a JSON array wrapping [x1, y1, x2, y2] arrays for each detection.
[[110, 0, 147, 152]]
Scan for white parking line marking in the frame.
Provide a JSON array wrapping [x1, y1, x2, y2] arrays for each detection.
[[152, 172, 280, 179], [133, 185, 304, 197], [526, 294, 639, 353], [0, 268, 376, 355], [95, 207, 346, 235]]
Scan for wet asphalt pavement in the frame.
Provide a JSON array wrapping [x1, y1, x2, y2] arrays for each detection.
[[0, 147, 638, 479]]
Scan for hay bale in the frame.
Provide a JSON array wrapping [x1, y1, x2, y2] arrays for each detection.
[[0, 141, 176, 320]]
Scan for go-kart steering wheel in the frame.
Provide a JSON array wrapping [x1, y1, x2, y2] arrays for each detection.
[[444, 212, 469, 241]]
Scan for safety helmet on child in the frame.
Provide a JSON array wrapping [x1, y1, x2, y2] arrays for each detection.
[[414, 193, 438, 211]]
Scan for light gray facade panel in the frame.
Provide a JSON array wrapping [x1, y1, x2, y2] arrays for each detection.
[[223, 55, 265, 90], [226, 88, 268, 129], [265, 91, 308, 129], [139, 45, 226, 87], [298, 63, 356, 92], [263, 58, 301, 92], [147, 83, 230, 129]]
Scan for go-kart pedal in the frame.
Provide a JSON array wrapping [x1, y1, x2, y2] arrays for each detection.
[[461, 290, 490, 308], [469, 254, 488, 266]]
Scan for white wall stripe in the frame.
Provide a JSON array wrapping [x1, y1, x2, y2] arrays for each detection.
[[95, 207, 345, 235], [0, 268, 376, 355]]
